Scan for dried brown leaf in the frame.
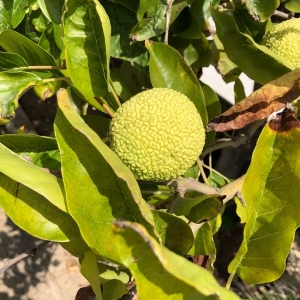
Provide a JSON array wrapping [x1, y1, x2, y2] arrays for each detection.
[[207, 68, 300, 132]]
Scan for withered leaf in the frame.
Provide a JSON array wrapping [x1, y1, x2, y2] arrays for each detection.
[[207, 68, 300, 132]]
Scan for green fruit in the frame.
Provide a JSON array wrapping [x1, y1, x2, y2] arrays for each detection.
[[261, 18, 300, 69], [110, 88, 205, 181]]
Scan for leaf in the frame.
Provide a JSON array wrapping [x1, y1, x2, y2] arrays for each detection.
[[0, 0, 27, 32], [0, 51, 28, 70], [145, 40, 208, 124], [113, 221, 240, 299], [0, 30, 57, 67], [0, 71, 40, 123], [202, 83, 220, 149], [0, 173, 80, 242], [152, 210, 194, 255], [31, 8, 50, 32], [245, 0, 280, 22], [234, 78, 246, 103], [33, 80, 62, 100], [186, 197, 223, 223], [63, 0, 111, 100], [173, 194, 221, 216], [130, 0, 187, 41], [228, 110, 300, 284], [188, 222, 216, 272], [54, 88, 155, 263], [0, 143, 66, 212], [102, 279, 127, 300], [285, 0, 300, 12], [0, 134, 60, 169], [101, 2, 149, 69], [37, 0, 64, 24], [211, 8, 291, 85], [81, 251, 102, 300], [207, 68, 300, 132]]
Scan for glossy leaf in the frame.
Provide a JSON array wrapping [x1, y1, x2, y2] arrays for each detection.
[[245, 0, 280, 22], [202, 83, 220, 149], [0, 71, 40, 123], [0, 30, 56, 67], [0, 0, 27, 32], [103, 279, 127, 300], [229, 114, 300, 284], [54, 88, 155, 262], [102, 2, 149, 68], [285, 0, 300, 12], [146, 40, 208, 124], [0, 134, 60, 169], [0, 143, 66, 212], [63, 0, 111, 100], [0, 52, 28, 70], [152, 210, 194, 255], [113, 221, 240, 299], [211, 8, 291, 85], [81, 251, 102, 300], [130, 0, 187, 41], [0, 173, 79, 242], [187, 197, 223, 223], [37, 0, 64, 24], [172, 194, 220, 216]]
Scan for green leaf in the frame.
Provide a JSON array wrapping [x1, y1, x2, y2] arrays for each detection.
[[145, 40, 208, 125], [0, 30, 57, 67], [108, 0, 139, 12], [152, 210, 194, 255], [0, 134, 60, 169], [113, 221, 240, 299], [33, 79, 62, 100], [211, 8, 291, 85], [37, 0, 64, 24], [245, 0, 280, 22], [130, 0, 187, 41], [229, 122, 300, 284], [60, 238, 91, 259], [234, 78, 246, 103], [202, 83, 220, 149], [103, 279, 127, 300], [0, 51, 28, 70], [173, 194, 220, 216], [81, 251, 102, 300], [0, 0, 27, 32], [285, 0, 300, 12], [0, 173, 80, 242], [54, 88, 155, 263], [102, 2, 149, 68], [31, 8, 50, 32], [0, 143, 66, 212], [63, 0, 111, 99], [186, 197, 223, 223], [189, 222, 216, 272], [0, 71, 40, 123]]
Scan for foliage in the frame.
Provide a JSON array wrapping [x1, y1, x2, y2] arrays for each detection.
[[0, 0, 300, 299]]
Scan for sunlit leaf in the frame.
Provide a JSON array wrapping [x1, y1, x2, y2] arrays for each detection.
[[245, 0, 280, 22], [211, 8, 291, 85], [37, 0, 64, 24], [113, 221, 240, 299], [229, 110, 300, 284]]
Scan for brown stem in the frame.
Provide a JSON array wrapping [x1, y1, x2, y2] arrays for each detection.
[[164, 0, 174, 44], [94, 97, 115, 118]]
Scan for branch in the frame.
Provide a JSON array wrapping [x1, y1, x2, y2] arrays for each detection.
[[164, 0, 175, 44], [273, 10, 294, 21], [168, 174, 245, 204], [201, 120, 264, 159], [0, 240, 51, 275]]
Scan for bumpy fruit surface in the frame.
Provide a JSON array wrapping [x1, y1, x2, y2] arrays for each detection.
[[261, 18, 300, 69], [110, 88, 205, 181]]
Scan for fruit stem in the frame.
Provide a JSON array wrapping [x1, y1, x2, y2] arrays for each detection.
[[225, 270, 236, 289], [42, 77, 71, 83], [109, 80, 122, 107], [198, 159, 209, 185], [94, 97, 115, 118]]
